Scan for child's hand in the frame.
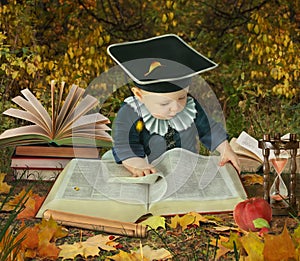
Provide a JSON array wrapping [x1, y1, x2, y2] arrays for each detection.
[[122, 157, 157, 177], [216, 140, 241, 174]]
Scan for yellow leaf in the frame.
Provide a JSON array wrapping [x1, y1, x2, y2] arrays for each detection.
[[168, 214, 181, 229], [109, 250, 148, 261], [144, 61, 163, 76], [12, 70, 19, 79], [188, 212, 208, 225], [134, 245, 172, 260], [105, 35, 111, 43], [242, 174, 263, 186], [48, 60, 54, 70], [221, 231, 242, 250], [247, 23, 253, 32], [2, 188, 28, 211], [168, 12, 174, 20], [240, 232, 264, 261], [162, 13, 168, 23], [166, 0, 172, 9], [0, 173, 11, 194], [59, 234, 118, 260], [168, 214, 195, 230], [58, 242, 84, 260], [85, 234, 119, 251], [141, 216, 166, 230], [254, 24, 259, 34], [211, 236, 232, 260], [98, 36, 104, 46]]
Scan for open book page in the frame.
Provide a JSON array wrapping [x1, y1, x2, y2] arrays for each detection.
[[55, 85, 83, 133], [58, 95, 98, 136], [8, 96, 51, 134], [230, 137, 262, 162], [71, 114, 110, 130], [36, 159, 152, 222], [148, 148, 247, 215], [236, 131, 265, 162], [3, 108, 50, 134], [20, 89, 52, 134], [0, 125, 51, 146]]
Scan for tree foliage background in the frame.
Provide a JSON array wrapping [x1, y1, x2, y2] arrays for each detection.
[[0, 0, 299, 139]]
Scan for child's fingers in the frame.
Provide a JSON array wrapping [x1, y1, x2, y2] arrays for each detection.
[[132, 167, 157, 177]]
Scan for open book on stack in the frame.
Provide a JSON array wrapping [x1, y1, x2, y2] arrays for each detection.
[[230, 131, 300, 173], [0, 82, 112, 147], [36, 148, 247, 223]]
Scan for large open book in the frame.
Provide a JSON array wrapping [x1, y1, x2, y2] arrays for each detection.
[[36, 148, 247, 223], [0, 82, 112, 147], [230, 131, 300, 172]]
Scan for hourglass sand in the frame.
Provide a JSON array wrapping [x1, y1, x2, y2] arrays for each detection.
[[269, 150, 289, 202]]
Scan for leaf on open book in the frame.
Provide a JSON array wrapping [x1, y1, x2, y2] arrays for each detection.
[[141, 216, 166, 230], [0, 173, 11, 194], [242, 174, 264, 186]]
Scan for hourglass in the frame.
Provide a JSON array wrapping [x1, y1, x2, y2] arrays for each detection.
[[269, 150, 289, 203], [258, 134, 299, 215]]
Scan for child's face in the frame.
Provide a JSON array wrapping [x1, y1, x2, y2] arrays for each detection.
[[132, 87, 189, 120]]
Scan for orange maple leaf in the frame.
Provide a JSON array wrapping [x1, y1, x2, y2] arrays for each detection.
[[263, 224, 296, 261], [2, 189, 28, 211], [17, 194, 45, 219], [13, 217, 67, 260]]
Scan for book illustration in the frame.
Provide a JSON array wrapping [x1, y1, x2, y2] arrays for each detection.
[[11, 156, 71, 169], [36, 148, 247, 223], [12, 168, 63, 181], [0, 82, 112, 147]]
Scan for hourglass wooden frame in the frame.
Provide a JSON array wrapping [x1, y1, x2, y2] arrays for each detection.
[[258, 134, 299, 215]]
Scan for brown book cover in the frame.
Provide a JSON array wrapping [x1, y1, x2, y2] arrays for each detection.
[[15, 145, 100, 158]]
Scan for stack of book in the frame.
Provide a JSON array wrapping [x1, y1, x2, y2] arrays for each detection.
[[11, 145, 101, 181], [0, 83, 113, 181]]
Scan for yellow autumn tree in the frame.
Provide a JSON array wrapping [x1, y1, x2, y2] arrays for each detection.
[[242, 5, 299, 98]]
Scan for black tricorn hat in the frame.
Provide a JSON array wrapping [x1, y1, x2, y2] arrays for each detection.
[[107, 34, 218, 93]]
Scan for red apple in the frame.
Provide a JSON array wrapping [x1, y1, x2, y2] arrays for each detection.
[[233, 197, 272, 231]]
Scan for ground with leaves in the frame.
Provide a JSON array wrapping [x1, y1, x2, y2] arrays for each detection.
[[1, 172, 300, 260]]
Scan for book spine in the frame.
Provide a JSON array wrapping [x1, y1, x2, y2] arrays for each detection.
[[42, 210, 147, 238], [15, 146, 100, 158]]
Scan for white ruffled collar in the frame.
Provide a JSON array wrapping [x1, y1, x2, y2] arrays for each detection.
[[124, 96, 197, 136]]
